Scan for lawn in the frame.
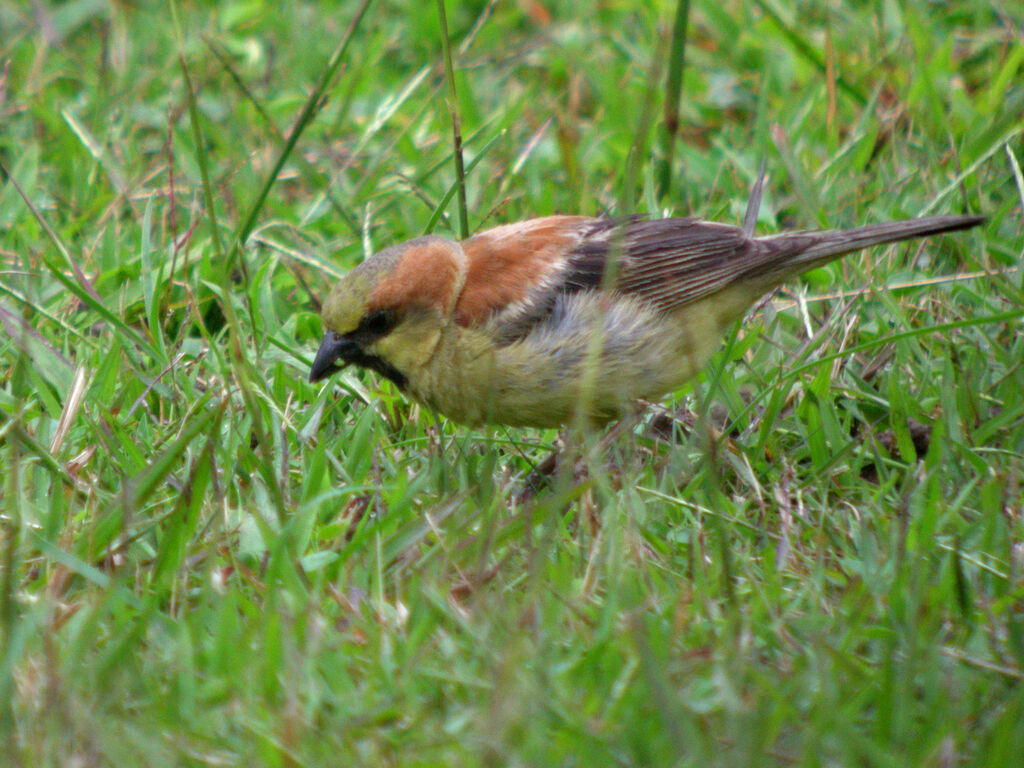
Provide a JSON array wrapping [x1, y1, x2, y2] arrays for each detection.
[[1, 0, 1023, 765]]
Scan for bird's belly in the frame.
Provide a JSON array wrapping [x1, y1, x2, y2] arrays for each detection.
[[409, 292, 744, 428]]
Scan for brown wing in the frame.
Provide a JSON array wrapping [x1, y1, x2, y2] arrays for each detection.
[[454, 215, 814, 345], [573, 217, 779, 313]]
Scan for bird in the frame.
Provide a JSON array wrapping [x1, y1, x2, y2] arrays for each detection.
[[309, 194, 983, 428]]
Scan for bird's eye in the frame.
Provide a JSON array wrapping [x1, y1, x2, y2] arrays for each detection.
[[360, 309, 396, 338]]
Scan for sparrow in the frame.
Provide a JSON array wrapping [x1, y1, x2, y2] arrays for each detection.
[[309, 202, 982, 428]]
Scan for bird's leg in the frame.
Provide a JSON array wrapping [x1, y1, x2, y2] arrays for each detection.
[[517, 403, 647, 503], [517, 431, 566, 503]]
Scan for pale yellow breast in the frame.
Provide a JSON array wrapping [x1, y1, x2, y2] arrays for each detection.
[[405, 286, 758, 428]]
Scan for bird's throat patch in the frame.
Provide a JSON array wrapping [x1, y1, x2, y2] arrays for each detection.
[[349, 349, 408, 390]]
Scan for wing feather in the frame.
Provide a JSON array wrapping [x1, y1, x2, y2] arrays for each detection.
[[454, 216, 777, 345], [581, 218, 762, 313], [454, 216, 814, 345]]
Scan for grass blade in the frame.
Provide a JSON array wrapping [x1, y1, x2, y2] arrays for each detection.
[[435, 0, 470, 240], [656, 0, 690, 201]]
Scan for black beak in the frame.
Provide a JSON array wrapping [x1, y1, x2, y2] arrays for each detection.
[[309, 332, 358, 383]]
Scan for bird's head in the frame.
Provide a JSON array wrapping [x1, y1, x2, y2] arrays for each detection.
[[309, 235, 468, 388]]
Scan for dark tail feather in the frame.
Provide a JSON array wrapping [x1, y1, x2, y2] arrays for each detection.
[[758, 214, 985, 277]]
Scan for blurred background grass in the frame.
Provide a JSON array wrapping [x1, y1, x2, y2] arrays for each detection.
[[1, 0, 1023, 765]]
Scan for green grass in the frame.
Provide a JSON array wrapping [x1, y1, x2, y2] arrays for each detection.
[[2, 0, 1023, 765]]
